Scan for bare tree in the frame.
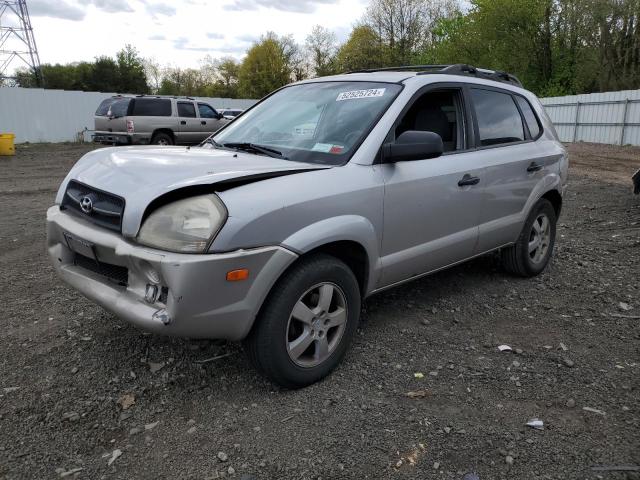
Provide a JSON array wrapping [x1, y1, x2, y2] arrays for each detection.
[[365, 0, 459, 64], [143, 57, 162, 94], [305, 25, 338, 77]]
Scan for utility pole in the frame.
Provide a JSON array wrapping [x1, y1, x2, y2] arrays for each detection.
[[0, 0, 43, 86]]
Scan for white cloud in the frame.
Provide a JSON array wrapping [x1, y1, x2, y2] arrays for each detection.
[[26, 0, 366, 68], [224, 0, 338, 14], [28, 0, 85, 21]]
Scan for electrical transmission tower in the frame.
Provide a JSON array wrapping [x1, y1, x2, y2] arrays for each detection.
[[0, 0, 42, 86]]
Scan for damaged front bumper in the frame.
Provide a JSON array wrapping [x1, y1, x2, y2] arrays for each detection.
[[46, 206, 297, 340]]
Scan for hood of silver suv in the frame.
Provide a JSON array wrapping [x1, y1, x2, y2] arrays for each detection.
[[56, 146, 328, 237]]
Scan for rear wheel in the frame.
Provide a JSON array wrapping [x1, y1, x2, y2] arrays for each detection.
[[150, 132, 173, 146], [243, 253, 361, 388], [502, 198, 556, 277]]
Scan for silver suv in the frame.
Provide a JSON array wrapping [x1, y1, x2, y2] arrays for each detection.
[[48, 65, 568, 388], [93, 95, 229, 146]]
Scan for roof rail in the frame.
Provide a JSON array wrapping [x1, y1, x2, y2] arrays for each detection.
[[347, 64, 522, 87]]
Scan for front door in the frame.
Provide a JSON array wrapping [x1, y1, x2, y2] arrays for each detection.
[[379, 87, 484, 287], [197, 103, 225, 141]]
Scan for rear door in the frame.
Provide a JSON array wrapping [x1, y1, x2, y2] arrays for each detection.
[[128, 98, 173, 138], [468, 87, 556, 252], [197, 103, 225, 140], [177, 101, 201, 144]]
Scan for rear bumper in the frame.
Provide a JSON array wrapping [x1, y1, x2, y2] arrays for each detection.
[[46, 206, 298, 340]]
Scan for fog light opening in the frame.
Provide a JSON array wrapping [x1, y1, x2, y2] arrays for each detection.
[[152, 308, 171, 325], [145, 284, 159, 303]]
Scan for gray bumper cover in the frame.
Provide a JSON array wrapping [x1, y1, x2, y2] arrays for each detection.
[[46, 206, 298, 340]]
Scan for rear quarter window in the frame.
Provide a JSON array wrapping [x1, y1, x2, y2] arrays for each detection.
[[131, 98, 172, 117], [514, 95, 542, 139]]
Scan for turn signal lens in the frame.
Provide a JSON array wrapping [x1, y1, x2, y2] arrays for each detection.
[[226, 269, 249, 281]]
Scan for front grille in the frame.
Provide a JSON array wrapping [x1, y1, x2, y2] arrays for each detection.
[[74, 253, 129, 286], [61, 180, 125, 232]]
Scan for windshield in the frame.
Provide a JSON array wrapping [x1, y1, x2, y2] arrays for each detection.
[[211, 81, 402, 165]]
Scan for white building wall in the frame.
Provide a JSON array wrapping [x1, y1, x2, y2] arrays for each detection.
[[0, 87, 257, 143]]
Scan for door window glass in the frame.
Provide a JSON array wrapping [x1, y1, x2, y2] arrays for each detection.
[[395, 89, 464, 152], [514, 96, 541, 139], [471, 89, 524, 146], [178, 102, 196, 118], [198, 103, 218, 118]]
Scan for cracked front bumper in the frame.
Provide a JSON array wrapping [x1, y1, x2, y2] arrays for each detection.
[[46, 206, 298, 340]]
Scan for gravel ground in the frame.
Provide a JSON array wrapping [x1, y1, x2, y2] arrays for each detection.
[[0, 142, 639, 480]]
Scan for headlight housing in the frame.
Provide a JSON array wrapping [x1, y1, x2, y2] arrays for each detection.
[[137, 195, 227, 253]]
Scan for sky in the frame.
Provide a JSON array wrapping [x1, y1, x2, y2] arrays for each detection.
[[17, 0, 368, 69]]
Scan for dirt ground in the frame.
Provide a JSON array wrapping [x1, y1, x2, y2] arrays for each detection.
[[0, 142, 638, 480]]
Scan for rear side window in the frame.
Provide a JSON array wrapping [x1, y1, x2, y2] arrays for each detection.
[[96, 98, 130, 117], [131, 98, 171, 117], [514, 96, 541, 139], [178, 102, 196, 118], [471, 89, 524, 146], [198, 103, 218, 118]]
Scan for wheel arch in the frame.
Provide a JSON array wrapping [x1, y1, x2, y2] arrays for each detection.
[[151, 128, 175, 143], [280, 215, 381, 297]]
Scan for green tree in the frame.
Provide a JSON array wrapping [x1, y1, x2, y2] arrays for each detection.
[[116, 44, 148, 93], [336, 25, 385, 72], [238, 33, 293, 98]]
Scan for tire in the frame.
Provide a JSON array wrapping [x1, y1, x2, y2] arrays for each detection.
[[502, 198, 557, 277], [150, 132, 173, 146], [243, 253, 361, 388]]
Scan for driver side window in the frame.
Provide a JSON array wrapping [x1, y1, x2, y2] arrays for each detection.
[[395, 89, 465, 152]]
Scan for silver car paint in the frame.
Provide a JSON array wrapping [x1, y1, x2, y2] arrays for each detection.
[[49, 72, 568, 339]]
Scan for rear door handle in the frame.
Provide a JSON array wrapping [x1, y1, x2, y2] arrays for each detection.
[[458, 174, 480, 187], [527, 162, 543, 172], [180, 120, 187, 125], [201, 121, 206, 125]]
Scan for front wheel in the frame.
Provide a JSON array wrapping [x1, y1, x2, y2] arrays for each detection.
[[243, 254, 361, 388], [502, 198, 557, 277]]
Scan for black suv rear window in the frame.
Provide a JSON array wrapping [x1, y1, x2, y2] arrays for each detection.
[[131, 98, 172, 116], [95, 98, 131, 117]]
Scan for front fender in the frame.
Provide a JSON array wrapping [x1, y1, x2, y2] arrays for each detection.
[[281, 215, 381, 295]]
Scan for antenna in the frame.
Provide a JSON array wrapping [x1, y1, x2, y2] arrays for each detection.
[[0, 0, 43, 86]]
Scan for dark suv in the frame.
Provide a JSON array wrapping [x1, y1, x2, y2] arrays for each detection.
[[93, 95, 229, 146]]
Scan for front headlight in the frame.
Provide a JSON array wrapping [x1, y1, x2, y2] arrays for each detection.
[[137, 195, 227, 253]]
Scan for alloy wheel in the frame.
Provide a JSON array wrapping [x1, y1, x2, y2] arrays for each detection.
[[286, 282, 348, 368]]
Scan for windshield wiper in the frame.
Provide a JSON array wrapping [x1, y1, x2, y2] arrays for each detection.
[[203, 137, 223, 148], [222, 142, 288, 160]]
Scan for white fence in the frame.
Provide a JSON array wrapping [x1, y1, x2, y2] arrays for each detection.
[[540, 89, 640, 146], [0, 87, 257, 143], [2, 86, 640, 146]]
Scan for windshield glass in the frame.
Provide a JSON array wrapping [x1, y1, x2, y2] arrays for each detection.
[[211, 81, 401, 165]]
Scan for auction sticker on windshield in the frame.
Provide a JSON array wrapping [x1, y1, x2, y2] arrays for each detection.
[[336, 88, 386, 101]]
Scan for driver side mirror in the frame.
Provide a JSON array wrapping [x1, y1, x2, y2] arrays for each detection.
[[382, 130, 444, 163]]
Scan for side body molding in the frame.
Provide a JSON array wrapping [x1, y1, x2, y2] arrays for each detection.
[[281, 215, 382, 296]]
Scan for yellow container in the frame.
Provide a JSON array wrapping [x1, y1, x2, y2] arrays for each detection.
[[0, 133, 16, 156]]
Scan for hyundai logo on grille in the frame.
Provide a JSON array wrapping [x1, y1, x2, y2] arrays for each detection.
[[80, 195, 94, 213]]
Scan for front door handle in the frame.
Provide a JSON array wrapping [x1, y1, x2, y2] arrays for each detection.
[[527, 162, 543, 172], [201, 121, 206, 125], [180, 120, 187, 125], [458, 174, 480, 187]]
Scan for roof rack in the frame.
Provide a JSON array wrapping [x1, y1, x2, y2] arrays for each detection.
[[347, 64, 522, 87]]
